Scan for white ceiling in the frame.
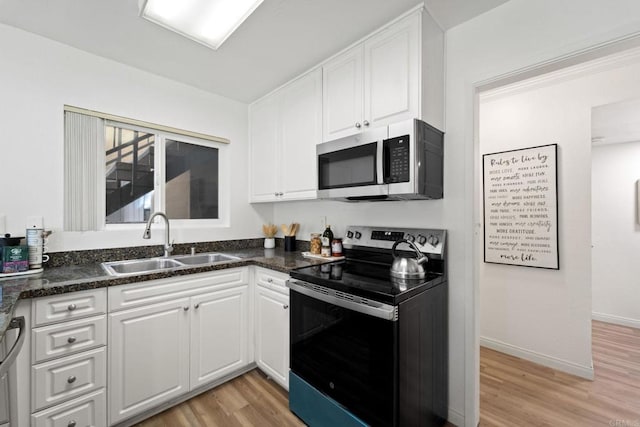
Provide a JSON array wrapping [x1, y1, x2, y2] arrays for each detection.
[[0, 0, 508, 103]]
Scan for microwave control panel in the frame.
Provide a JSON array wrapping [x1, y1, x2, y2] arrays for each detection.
[[384, 135, 410, 183]]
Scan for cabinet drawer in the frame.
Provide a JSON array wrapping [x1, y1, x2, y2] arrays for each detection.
[[32, 315, 107, 364], [109, 267, 249, 311], [32, 347, 106, 412], [32, 388, 106, 427], [33, 289, 106, 327], [255, 268, 289, 295]]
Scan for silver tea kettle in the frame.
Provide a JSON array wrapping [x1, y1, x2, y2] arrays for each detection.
[[390, 239, 429, 279]]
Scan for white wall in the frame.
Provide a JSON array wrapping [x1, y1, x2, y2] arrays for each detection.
[[592, 141, 640, 328], [478, 45, 640, 393], [444, 0, 640, 425], [0, 24, 272, 252]]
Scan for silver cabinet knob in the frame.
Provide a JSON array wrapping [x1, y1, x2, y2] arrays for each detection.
[[67, 304, 77, 311], [68, 421, 77, 427], [183, 306, 190, 311], [67, 375, 76, 384], [355, 122, 362, 128], [67, 336, 77, 344], [283, 305, 289, 310], [267, 278, 273, 283], [363, 120, 370, 127], [194, 304, 200, 309]]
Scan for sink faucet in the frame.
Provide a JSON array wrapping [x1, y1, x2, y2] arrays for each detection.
[[143, 212, 173, 257]]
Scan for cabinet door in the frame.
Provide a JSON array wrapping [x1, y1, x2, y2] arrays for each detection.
[[280, 68, 322, 200], [364, 13, 420, 129], [108, 298, 190, 425], [255, 286, 289, 390], [190, 286, 249, 389], [249, 94, 280, 202], [322, 45, 364, 141]]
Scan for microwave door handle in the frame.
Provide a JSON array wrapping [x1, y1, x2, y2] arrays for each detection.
[[376, 141, 384, 184]]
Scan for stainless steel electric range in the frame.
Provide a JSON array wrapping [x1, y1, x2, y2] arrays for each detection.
[[287, 226, 448, 427]]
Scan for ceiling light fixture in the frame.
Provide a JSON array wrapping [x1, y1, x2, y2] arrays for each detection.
[[140, 0, 264, 50]]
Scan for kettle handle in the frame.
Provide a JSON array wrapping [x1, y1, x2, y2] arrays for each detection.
[[392, 239, 428, 264]]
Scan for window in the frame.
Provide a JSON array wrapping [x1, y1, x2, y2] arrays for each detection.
[[105, 123, 220, 224], [64, 107, 228, 231]]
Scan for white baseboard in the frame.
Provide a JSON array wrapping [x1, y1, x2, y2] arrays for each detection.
[[480, 336, 594, 380], [447, 407, 464, 427], [592, 312, 640, 329]]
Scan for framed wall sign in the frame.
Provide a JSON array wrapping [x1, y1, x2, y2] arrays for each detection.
[[483, 144, 559, 269]]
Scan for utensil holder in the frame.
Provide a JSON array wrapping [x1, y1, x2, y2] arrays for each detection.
[[284, 236, 296, 252], [264, 237, 275, 249]]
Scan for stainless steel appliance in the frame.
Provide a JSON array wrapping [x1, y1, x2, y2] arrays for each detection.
[[287, 226, 448, 427], [316, 119, 444, 201]]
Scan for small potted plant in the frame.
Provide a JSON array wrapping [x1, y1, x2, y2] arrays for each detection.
[[262, 223, 277, 249]]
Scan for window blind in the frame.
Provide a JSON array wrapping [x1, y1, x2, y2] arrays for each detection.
[[64, 111, 105, 231]]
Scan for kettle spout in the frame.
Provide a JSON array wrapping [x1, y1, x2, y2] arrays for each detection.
[[417, 255, 429, 265]]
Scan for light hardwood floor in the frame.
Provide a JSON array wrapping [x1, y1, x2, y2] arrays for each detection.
[[135, 370, 304, 427], [480, 320, 640, 426], [136, 321, 639, 427]]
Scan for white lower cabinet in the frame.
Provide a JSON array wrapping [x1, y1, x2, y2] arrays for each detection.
[[32, 389, 106, 427], [30, 289, 107, 427], [254, 268, 290, 390], [108, 268, 251, 425], [190, 286, 250, 388], [108, 298, 190, 425]]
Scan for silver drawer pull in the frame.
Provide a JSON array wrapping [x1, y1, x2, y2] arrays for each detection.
[[67, 375, 76, 384], [267, 278, 273, 283], [194, 304, 200, 309], [183, 306, 190, 311], [283, 305, 289, 310], [67, 304, 77, 311], [68, 421, 77, 427], [67, 336, 77, 344]]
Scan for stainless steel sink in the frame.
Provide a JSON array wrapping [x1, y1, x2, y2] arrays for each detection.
[[172, 253, 240, 265], [102, 258, 183, 276], [101, 253, 241, 276]]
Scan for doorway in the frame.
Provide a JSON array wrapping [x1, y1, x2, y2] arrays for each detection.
[[475, 45, 640, 425]]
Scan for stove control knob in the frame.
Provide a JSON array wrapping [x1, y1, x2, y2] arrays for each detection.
[[417, 234, 427, 245], [427, 235, 439, 247], [354, 231, 362, 239], [346, 230, 354, 239], [405, 234, 415, 243]]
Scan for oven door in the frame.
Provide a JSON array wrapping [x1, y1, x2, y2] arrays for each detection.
[[316, 127, 388, 199], [289, 280, 398, 427]]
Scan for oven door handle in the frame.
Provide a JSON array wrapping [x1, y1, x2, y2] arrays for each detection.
[[287, 279, 398, 321]]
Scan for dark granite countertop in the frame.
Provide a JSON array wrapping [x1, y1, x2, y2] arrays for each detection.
[[0, 247, 328, 342]]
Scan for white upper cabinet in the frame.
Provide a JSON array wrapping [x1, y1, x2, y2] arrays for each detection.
[[364, 13, 420, 130], [249, 68, 322, 203], [280, 69, 323, 200], [322, 46, 364, 141], [249, 95, 280, 202], [322, 9, 443, 142], [249, 6, 444, 199]]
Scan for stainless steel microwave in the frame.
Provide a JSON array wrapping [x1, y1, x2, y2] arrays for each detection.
[[316, 118, 443, 201]]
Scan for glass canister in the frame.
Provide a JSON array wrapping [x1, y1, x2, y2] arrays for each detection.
[[310, 233, 322, 255], [331, 238, 343, 257]]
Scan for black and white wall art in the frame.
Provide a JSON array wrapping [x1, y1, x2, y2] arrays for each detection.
[[483, 144, 559, 269]]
